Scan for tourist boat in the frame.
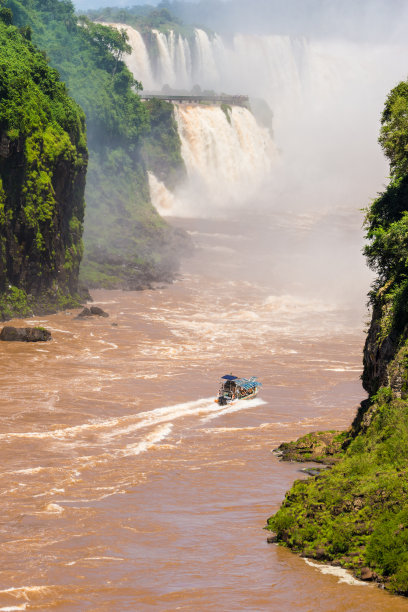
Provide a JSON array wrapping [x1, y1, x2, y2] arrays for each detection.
[[215, 374, 262, 406]]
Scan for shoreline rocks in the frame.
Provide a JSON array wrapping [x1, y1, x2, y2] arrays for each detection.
[[273, 430, 345, 465], [75, 306, 109, 319], [0, 326, 52, 342]]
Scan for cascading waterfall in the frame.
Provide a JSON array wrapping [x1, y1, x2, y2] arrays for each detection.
[[108, 22, 408, 218], [149, 104, 277, 217], [116, 24, 344, 117]]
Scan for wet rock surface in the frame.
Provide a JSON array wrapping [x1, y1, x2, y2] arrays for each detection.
[[75, 306, 109, 319], [89, 306, 109, 317], [0, 326, 51, 342], [274, 430, 345, 464]]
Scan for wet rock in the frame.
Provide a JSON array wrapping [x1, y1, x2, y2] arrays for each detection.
[[360, 567, 374, 581], [89, 306, 109, 317], [266, 532, 278, 543], [75, 307, 93, 319], [301, 467, 328, 477], [274, 430, 344, 464], [75, 306, 109, 320], [0, 326, 51, 342]]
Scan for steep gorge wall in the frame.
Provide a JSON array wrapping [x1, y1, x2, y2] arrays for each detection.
[[0, 20, 87, 319], [267, 81, 408, 596], [8, 1, 192, 292]]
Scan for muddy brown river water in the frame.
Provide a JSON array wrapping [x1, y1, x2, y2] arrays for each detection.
[[1, 217, 408, 611]]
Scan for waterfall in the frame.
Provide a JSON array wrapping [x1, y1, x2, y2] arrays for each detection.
[[107, 21, 408, 218], [115, 23, 350, 136], [149, 105, 277, 217]]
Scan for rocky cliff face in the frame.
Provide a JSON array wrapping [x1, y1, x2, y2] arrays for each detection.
[[0, 131, 87, 295], [362, 304, 408, 395], [0, 21, 87, 319], [267, 78, 408, 597]]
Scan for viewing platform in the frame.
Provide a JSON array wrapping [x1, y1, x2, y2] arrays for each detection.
[[140, 94, 250, 107]]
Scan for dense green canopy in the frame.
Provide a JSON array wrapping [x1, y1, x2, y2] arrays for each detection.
[[7, 0, 188, 289], [0, 10, 87, 317]]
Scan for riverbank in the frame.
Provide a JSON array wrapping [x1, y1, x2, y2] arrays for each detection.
[[267, 393, 408, 595]]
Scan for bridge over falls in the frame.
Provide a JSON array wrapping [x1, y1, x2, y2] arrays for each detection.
[[140, 94, 250, 107]]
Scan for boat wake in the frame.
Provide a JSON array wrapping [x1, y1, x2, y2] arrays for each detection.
[[201, 397, 266, 423]]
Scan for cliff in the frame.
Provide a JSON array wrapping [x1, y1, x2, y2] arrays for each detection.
[[267, 80, 408, 595], [0, 17, 87, 319], [10, 0, 190, 290]]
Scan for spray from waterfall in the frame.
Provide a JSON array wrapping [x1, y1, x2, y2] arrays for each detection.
[[101, 8, 408, 303], [116, 22, 408, 217]]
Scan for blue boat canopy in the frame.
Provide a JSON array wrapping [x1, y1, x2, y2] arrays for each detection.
[[234, 377, 262, 390], [221, 375, 262, 389]]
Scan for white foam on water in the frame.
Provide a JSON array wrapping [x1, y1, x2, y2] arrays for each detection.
[[66, 556, 124, 566], [114, 423, 173, 457], [12, 467, 44, 475], [97, 340, 119, 352], [1, 396, 267, 459], [0, 585, 55, 599], [0, 606, 27, 611], [201, 398, 266, 423], [325, 367, 362, 372], [42, 503, 64, 515], [304, 559, 369, 586], [203, 423, 270, 434]]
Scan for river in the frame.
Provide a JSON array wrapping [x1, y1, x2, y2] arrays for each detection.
[[1, 216, 408, 611]]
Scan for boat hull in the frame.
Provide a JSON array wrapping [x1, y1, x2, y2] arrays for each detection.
[[215, 387, 259, 405]]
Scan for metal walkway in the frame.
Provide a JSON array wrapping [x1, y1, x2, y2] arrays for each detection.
[[140, 94, 249, 106]]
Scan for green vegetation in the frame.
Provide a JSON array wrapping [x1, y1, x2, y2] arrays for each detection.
[[268, 394, 408, 592], [364, 83, 408, 337], [8, 0, 189, 290], [0, 7, 87, 320], [220, 103, 232, 125], [85, 6, 202, 39], [275, 430, 347, 464], [268, 78, 408, 595], [142, 98, 186, 190]]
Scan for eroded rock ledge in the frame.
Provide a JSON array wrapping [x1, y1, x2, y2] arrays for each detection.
[[274, 431, 346, 465]]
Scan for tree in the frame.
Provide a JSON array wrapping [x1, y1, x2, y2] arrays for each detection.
[[379, 81, 408, 178], [0, 0, 13, 25], [78, 17, 131, 76]]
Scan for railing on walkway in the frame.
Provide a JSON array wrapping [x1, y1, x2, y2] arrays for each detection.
[[140, 94, 249, 106]]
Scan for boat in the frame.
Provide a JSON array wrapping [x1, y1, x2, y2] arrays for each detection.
[[215, 374, 262, 406]]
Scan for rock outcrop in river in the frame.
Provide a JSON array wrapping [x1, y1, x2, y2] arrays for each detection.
[[0, 326, 51, 342], [267, 80, 408, 596]]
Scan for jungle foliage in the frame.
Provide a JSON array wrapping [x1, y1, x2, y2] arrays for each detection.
[[8, 0, 188, 290], [269, 79, 408, 595], [364, 80, 408, 334], [85, 6, 196, 38], [0, 8, 87, 319]]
